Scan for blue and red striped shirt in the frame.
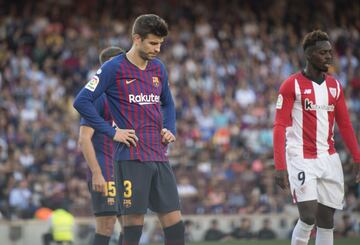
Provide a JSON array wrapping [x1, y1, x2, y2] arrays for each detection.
[[74, 54, 176, 162], [80, 94, 114, 181]]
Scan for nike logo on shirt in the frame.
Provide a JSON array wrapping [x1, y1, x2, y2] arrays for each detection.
[[126, 79, 136, 84]]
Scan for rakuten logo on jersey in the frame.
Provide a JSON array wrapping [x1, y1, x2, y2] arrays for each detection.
[[129, 93, 160, 105]]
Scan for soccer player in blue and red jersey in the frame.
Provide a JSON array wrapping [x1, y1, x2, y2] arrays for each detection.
[[74, 14, 184, 245], [78, 47, 125, 245]]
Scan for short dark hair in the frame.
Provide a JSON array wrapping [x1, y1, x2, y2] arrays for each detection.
[[302, 30, 330, 51], [99, 47, 124, 65], [132, 14, 168, 39]]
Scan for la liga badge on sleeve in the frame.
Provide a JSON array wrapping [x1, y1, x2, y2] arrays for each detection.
[[276, 94, 283, 109]]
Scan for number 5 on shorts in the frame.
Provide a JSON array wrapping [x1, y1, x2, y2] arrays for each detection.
[[123, 180, 132, 198], [298, 171, 305, 185], [104, 181, 116, 197]]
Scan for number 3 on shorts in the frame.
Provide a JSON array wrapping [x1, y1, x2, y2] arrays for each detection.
[[298, 171, 305, 185], [123, 180, 132, 198]]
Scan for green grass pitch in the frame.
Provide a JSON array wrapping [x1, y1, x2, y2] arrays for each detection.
[[149, 238, 360, 245]]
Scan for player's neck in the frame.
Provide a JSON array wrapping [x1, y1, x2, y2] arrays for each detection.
[[303, 66, 325, 84], [126, 48, 148, 70]]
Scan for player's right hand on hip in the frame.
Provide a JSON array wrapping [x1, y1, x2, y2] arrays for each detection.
[[275, 170, 289, 190], [113, 128, 138, 147]]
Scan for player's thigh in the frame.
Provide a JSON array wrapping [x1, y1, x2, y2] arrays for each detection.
[[317, 153, 344, 210], [287, 157, 318, 203], [149, 162, 181, 214], [88, 180, 118, 216], [316, 203, 335, 229], [117, 160, 155, 215], [297, 200, 318, 225]]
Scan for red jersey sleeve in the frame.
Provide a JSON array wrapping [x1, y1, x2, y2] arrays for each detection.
[[335, 86, 360, 163], [273, 78, 295, 170]]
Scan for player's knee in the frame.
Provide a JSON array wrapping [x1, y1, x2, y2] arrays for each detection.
[[123, 214, 144, 226], [316, 205, 335, 229], [316, 216, 334, 229], [158, 210, 182, 227], [96, 216, 116, 236], [299, 214, 316, 225]]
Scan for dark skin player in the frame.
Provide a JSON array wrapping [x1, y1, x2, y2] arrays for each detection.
[[275, 40, 360, 230]]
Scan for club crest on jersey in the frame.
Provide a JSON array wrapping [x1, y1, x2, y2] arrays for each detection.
[[107, 197, 115, 205], [152, 76, 160, 87], [85, 75, 99, 92], [329, 87, 337, 98], [123, 199, 132, 208]]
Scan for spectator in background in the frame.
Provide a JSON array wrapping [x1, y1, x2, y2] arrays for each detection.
[[203, 219, 228, 241], [257, 218, 276, 240], [183, 219, 195, 242], [9, 179, 35, 219], [177, 177, 198, 198], [230, 217, 253, 239], [341, 214, 357, 238]]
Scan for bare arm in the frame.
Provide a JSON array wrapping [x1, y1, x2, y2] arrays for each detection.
[[78, 125, 106, 193]]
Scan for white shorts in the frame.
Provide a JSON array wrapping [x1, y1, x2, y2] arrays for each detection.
[[287, 153, 344, 210]]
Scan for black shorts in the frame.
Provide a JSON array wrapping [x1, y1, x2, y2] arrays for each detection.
[[115, 160, 181, 215], [88, 180, 119, 216]]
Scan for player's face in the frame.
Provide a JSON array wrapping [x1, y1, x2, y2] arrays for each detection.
[[136, 34, 164, 61], [308, 41, 333, 72]]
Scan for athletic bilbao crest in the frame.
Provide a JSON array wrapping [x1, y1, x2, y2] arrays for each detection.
[[152, 76, 159, 87], [329, 88, 336, 98]]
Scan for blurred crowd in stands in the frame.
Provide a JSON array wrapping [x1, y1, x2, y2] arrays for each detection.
[[0, 0, 360, 237]]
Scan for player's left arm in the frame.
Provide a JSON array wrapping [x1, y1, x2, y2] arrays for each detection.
[[78, 125, 106, 193], [335, 87, 360, 182], [78, 96, 107, 193], [160, 65, 176, 144], [73, 62, 116, 139], [273, 78, 295, 189]]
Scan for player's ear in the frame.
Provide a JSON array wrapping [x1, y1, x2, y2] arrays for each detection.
[[304, 49, 311, 60], [133, 34, 142, 45], [304, 48, 312, 61]]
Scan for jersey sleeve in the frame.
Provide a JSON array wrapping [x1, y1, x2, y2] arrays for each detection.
[[79, 95, 106, 127], [73, 61, 116, 138], [273, 78, 295, 170], [160, 63, 176, 136], [334, 85, 360, 163]]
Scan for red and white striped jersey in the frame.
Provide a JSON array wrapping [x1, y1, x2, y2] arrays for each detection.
[[273, 72, 360, 170]]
